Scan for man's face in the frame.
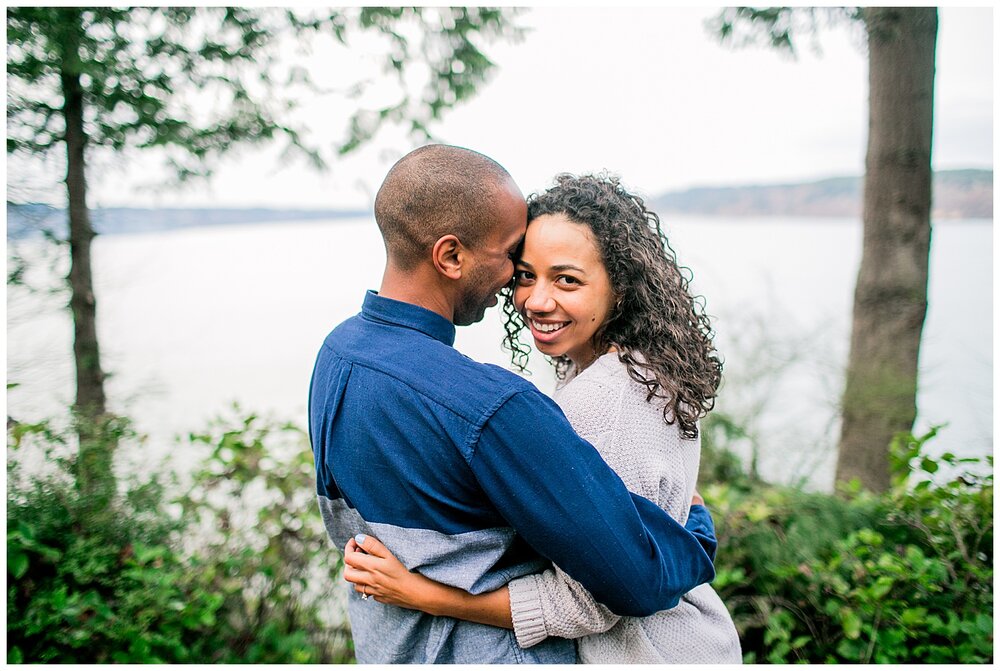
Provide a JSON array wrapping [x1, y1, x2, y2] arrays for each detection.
[[453, 181, 527, 326]]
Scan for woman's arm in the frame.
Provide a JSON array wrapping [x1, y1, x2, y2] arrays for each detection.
[[507, 563, 619, 648], [344, 492, 710, 645], [508, 490, 709, 648], [343, 534, 512, 629]]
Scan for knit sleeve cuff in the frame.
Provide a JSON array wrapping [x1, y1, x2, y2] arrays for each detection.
[[507, 574, 548, 649]]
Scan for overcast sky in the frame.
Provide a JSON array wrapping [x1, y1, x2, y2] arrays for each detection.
[[10, 6, 994, 209]]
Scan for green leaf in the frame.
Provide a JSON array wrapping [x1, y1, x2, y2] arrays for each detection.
[[133, 544, 165, 565], [51, 585, 68, 610], [904, 545, 927, 568], [856, 528, 883, 546], [870, 575, 894, 599], [17, 520, 35, 541], [901, 607, 928, 627], [9, 551, 29, 579], [841, 609, 862, 640], [876, 627, 906, 654], [836, 637, 862, 661]]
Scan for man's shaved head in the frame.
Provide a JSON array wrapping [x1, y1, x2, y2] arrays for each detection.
[[374, 145, 519, 269]]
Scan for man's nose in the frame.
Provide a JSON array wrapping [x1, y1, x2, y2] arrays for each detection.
[[524, 283, 556, 313]]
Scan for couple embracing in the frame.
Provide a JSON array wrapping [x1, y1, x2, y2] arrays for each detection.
[[308, 145, 741, 664]]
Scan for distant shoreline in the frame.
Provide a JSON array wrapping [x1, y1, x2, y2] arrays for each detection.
[[5, 206, 370, 239], [651, 169, 992, 220], [7, 169, 992, 239]]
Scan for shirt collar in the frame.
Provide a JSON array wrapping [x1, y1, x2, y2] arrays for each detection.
[[361, 290, 456, 347]]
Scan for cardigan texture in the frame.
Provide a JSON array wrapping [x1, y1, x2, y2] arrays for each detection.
[[506, 352, 743, 664]]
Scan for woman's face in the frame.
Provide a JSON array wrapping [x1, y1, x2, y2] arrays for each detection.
[[513, 213, 615, 368]]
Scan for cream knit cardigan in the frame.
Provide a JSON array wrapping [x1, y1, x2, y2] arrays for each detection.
[[505, 352, 742, 664]]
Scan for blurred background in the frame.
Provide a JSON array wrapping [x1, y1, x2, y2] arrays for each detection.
[[7, 5, 992, 487], [6, 6, 993, 664]]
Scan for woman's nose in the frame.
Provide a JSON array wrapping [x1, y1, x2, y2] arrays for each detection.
[[524, 284, 556, 313]]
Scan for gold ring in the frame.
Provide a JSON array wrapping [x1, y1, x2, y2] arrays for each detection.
[[361, 585, 370, 600]]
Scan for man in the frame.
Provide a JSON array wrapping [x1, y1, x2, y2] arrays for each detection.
[[308, 145, 717, 663]]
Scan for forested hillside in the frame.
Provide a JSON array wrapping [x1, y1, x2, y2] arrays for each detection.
[[653, 169, 992, 219]]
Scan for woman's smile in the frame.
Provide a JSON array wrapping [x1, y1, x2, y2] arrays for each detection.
[[529, 318, 570, 335]]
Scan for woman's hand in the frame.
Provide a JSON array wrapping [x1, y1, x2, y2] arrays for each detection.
[[343, 534, 439, 612], [343, 534, 514, 628]]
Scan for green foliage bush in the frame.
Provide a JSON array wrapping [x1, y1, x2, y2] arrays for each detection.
[[7, 410, 352, 664], [701, 421, 993, 663], [9, 407, 991, 664]]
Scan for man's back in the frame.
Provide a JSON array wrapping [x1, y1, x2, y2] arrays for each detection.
[[309, 291, 575, 663]]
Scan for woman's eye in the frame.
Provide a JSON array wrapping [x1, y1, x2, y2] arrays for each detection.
[[556, 275, 581, 286], [514, 270, 534, 283]]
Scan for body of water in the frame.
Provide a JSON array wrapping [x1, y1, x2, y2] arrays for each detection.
[[6, 216, 992, 489]]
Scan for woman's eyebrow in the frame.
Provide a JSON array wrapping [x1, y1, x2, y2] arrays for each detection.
[[550, 264, 586, 274], [516, 260, 587, 275]]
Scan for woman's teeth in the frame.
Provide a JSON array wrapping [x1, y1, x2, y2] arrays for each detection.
[[532, 320, 568, 333]]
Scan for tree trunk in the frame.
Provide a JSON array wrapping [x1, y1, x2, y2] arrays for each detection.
[[60, 10, 115, 505], [835, 7, 937, 492]]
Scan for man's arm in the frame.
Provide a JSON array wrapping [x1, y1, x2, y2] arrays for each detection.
[[508, 504, 717, 648], [467, 389, 715, 618], [683, 503, 718, 562]]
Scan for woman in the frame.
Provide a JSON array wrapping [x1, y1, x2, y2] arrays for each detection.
[[342, 174, 741, 663]]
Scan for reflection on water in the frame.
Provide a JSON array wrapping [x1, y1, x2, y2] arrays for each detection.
[[6, 216, 992, 490]]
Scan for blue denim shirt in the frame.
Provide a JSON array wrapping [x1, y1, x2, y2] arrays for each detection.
[[309, 291, 717, 663]]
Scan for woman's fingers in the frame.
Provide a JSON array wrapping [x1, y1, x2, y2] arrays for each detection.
[[342, 564, 366, 584], [344, 549, 381, 572], [353, 533, 391, 559], [343, 564, 378, 596], [342, 534, 403, 602], [344, 567, 388, 603], [343, 536, 386, 590], [344, 534, 390, 566], [344, 552, 371, 568]]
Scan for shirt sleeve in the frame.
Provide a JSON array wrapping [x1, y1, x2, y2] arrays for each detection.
[[684, 504, 718, 562], [467, 388, 716, 618], [506, 505, 719, 648]]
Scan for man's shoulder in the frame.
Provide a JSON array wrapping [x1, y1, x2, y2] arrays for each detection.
[[454, 355, 536, 393], [319, 314, 540, 419], [408, 350, 541, 417]]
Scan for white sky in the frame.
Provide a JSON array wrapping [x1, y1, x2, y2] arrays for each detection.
[[9, 5, 995, 209]]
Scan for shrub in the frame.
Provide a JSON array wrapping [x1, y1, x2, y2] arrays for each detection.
[[10, 407, 991, 663], [704, 427, 993, 663], [178, 409, 351, 662], [7, 410, 352, 663]]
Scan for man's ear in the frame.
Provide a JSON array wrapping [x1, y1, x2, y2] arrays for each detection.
[[431, 235, 465, 280]]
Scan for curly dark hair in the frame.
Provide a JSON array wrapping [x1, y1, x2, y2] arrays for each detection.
[[500, 173, 722, 439]]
